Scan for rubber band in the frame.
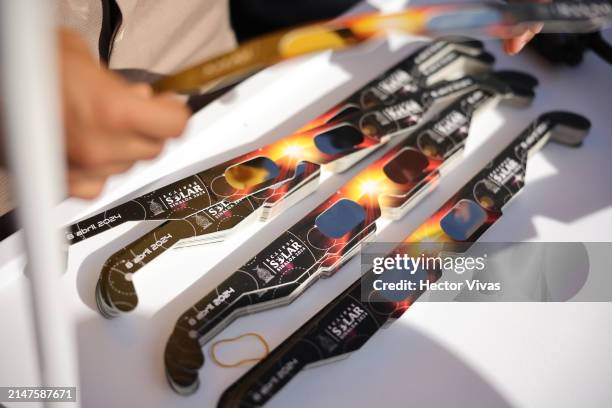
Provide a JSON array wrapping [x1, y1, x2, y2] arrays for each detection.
[[210, 333, 270, 368]]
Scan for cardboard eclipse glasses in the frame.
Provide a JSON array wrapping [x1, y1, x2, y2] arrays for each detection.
[[94, 59, 510, 320], [216, 110, 591, 407], [153, 0, 612, 95], [162, 70, 537, 395]]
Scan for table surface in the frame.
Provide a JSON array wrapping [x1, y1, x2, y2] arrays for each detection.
[[1, 2, 612, 407]]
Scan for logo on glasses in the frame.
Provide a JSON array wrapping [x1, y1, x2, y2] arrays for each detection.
[[254, 265, 275, 284], [148, 200, 165, 216]]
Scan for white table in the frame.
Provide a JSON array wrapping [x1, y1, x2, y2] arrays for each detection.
[[1, 3, 611, 407]]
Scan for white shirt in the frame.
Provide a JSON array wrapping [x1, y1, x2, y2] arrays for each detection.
[[55, 0, 237, 74]]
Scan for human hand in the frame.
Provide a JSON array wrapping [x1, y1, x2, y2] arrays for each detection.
[[59, 29, 190, 199], [504, 0, 547, 55]]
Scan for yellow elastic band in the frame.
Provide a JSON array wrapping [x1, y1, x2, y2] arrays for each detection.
[[210, 332, 270, 368]]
